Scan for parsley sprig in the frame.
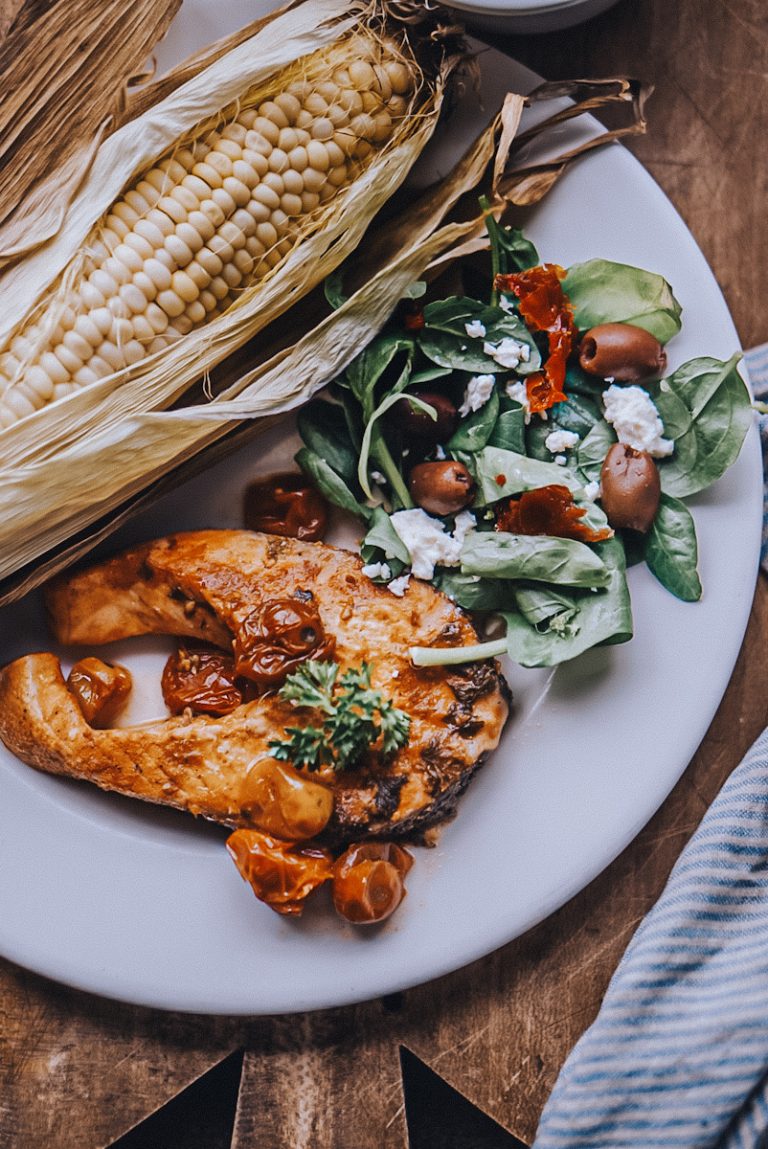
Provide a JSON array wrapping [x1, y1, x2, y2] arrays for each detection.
[[269, 660, 411, 772]]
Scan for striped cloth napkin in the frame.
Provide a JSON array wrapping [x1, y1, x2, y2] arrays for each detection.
[[532, 344, 768, 1149]]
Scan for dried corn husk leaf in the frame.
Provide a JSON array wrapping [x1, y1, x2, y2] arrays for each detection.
[[0, 0, 454, 474], [500, 77, 651, 206], [0, 0, 181, 257]]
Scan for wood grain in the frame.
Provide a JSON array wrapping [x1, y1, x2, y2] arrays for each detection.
[[1, 1, 767, 1147]]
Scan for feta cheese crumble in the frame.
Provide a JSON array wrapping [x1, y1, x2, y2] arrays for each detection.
[[387, 574, 411, 597], [361, 561, 391, 581], [554, 454, 567, 466], [370, 470, 386, 485], [602, 384, 674, 458], [458, 373, 495, 417], [545, 429, 580, 455], [390, 509, 476, 581], [505, 379, 531, 423], [464, 319, 486, 339], [583, 480, 601, 502], [498, 295, 515, 314], [483, 337, 531, 370]]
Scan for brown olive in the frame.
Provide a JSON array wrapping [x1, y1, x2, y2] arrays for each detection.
[[579, 323, 667, 383], [408, 460, 476, 517], [67, 657, 132, 727], [332, 842, 414, 925], [239, 758, 334, 841], [393, 390, 458, 444], [600, 442, 661, 532]]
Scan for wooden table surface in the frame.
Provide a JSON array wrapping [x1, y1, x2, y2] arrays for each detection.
[[2, 1, 767, 1146]]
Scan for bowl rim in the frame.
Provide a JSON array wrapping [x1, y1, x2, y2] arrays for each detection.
[[448, 0, 598, 14]]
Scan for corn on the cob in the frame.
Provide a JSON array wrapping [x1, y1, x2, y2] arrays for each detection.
[[0, 35, 416, 428]]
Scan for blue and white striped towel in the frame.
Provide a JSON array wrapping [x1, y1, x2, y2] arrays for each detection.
[[532, 344, 768, 1149]]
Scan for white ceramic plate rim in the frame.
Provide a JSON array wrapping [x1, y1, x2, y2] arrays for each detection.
[[0, 10, 761, 1015]]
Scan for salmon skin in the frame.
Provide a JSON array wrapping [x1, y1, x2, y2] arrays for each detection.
[[0, 530, 510, 844]]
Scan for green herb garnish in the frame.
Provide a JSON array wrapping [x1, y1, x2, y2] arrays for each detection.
[[269, 661, 411, 772]]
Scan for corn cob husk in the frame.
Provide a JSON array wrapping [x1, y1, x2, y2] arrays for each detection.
[[0, 3, 649, 601]]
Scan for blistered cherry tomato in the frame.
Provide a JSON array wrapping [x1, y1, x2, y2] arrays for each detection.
[[579, 323, 667, 383], [239, 758, 334, 840], [233, 597, 335, 690], [161, 641, 243, 715], [332, 841, 414, 925], [408, 460, 476, 516], [244, 471, 328, 541], [600, 443, 661, 532], [226, 828, 334, 916], [67, 658, 132, 727]]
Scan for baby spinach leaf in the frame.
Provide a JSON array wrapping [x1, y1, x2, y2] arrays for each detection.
[[297, 400, 359, 488], [295, 448, 371, 523], [564, 259, 683, 344], [361, 506, 411, 564], [644, 493, 702, 601], [472, 445, 581, 505], [513, 584, 580, 631], [657, 354, 752, 496], [345, 334, 414, 415], [501, 538, 633, 667], [460, 531, 611, 588], [435, 571, 515, 611], [577, 420, 616, 483], [447, 388, 499, 453], [488, 404, 526, 454], [419, 298, 541, 376], [550, 393, 602, 438], [324, 268, 347, 311], [647, 383, 692, 439]]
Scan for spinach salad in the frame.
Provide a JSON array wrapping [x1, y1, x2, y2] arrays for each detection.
[[294, 215, 752, 669]]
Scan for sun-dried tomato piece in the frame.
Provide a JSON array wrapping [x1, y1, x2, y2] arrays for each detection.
[[67, 657, 132, 728], [162, 641, 243, 716], [495, 264, 577, 413], [226, 828, 334, 916], [244, 472, 328, 542], [496, 484, 612, 543], [233, 597, 335, 690]]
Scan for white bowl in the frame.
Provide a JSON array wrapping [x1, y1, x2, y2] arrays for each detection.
[[446, 0, 621, 34]]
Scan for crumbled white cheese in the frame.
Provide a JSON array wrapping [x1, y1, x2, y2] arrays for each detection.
[[483, 337, 531, 369], [545, 429, 580, 455], [459, 373, 495, 417], [583, 480, 601, 502], [464, 319, 486, 339], [390, 508, 474, 581], [499, 295, 515, 314], [387, 574, 411, 597], [361, 561, 391, 581], [370, 470, 386, 485], [603, 384, 674, 457], [391, 669, 400, 678], [434, 444, 447, 460], [452, 509, 477, 547], [554, 454, 567, 466], [505, 379, 531, 424]]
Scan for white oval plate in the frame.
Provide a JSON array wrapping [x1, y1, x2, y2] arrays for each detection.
[[0, 4, 761, 1014]]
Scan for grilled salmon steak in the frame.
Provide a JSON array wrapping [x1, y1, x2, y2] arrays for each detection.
[[0, 530, 509, 844]]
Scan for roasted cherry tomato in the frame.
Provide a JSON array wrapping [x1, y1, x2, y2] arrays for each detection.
[[161, 641, 243, 716], [332, 841, 414, 925], [244, 472, 328, 541], [233, 597, 335, 690], [239, 758, 334, 840], [226, 828, 334, 916], [67, 657, 132, 728]]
